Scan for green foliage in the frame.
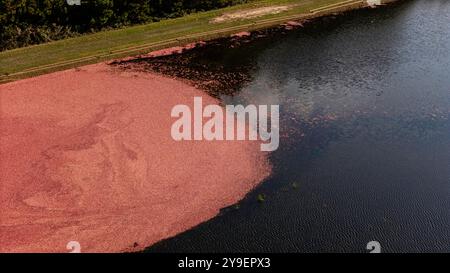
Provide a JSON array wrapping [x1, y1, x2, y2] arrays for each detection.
[[0, 0, 248, 50], [257, 193, 266, 203]]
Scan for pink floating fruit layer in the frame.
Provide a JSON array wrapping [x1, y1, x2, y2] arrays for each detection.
[[0, 63, 271, 253]]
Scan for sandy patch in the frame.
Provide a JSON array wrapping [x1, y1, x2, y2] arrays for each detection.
[[211, 5, 293, 23], [0, 63, 271, 253]]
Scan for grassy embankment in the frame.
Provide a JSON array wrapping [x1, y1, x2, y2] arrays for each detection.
[[0, 0, 368, 83]]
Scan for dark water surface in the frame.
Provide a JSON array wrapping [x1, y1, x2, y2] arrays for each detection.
[[146, 0, 450, 253]]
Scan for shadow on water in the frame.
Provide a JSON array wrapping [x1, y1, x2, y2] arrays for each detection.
[[118, 0, 450, 253]]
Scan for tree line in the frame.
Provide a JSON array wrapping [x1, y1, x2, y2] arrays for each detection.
[[0, 0, 247, 51]]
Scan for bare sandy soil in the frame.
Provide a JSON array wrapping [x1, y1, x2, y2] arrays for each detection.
[[0, 63, 271, 253], [211, 5, 294, 23]]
